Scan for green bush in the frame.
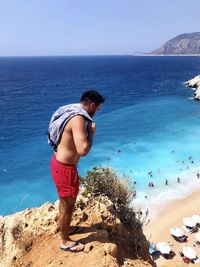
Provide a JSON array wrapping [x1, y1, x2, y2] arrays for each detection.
[[80, 167, 148, 252], [80, 166, 136, 208]]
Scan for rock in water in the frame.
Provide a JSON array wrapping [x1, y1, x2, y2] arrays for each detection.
[[186, 75, 200, 100]]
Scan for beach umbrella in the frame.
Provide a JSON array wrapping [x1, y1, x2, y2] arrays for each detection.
[[195, 233, 200, 243], [183, 217, 196, 227], [192, 215, 200, 224], [182, 247, 197, 259], [170, 227, 184, 237], [157, 242, 171, 254]]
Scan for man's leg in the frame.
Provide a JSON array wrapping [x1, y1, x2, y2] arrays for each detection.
[[59, 197, 76, 243], [59, 197, 84, 252]]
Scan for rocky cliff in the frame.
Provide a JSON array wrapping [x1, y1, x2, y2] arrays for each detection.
[[0, 195, 152, 267], [151, 32, 200, 55], [2, 192, 200, 266], [186, 75, 200, 100]]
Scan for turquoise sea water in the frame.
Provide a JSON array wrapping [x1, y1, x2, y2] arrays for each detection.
[[1, 56, 200, 215]]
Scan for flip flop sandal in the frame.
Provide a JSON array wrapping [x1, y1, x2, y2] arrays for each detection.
[[60, 241, 77, 251], [68, 242, 85, 253], [60, 241, 84, 253]]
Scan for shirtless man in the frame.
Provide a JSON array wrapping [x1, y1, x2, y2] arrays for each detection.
[[50, 90, 105, 252]]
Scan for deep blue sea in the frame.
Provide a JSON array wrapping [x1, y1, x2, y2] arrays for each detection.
[[1, 56, 200, 216]]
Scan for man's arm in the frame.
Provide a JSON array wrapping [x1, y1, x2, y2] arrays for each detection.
[[70, 115, 95, 156]]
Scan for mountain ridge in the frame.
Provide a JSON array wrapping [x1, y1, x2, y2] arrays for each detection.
[[149, 32, 200, 55]]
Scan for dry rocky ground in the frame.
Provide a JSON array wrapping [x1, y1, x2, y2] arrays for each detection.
[[0, 195, 153, 267], [1, 194, 200, 266]]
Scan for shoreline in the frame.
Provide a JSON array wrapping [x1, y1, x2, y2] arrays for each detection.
[[133, 167, 200, 221], [143, 188, 200, 266], [144, 188, 200, 234]]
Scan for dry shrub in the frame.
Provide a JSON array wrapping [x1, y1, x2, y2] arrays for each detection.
[[80, 166, 136, 226]]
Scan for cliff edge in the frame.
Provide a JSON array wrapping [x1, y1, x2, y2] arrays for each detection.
[[0, 195, 152, 267]]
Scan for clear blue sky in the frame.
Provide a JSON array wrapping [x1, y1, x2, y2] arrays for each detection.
[[0, 0, 200, 56]]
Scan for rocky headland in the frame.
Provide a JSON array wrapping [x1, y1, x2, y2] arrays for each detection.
[[149, 32, 200, 55], [0, 194, 152, 267], [185, 75, 200, 100]]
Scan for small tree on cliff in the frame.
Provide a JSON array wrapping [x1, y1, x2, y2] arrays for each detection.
[[80, 166, 136, 225]]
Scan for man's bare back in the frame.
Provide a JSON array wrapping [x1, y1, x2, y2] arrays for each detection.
[[55, 115, 95, 165]]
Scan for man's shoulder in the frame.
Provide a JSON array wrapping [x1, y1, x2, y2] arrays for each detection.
[[70, 114, 86, 124], [66, 115, 86, 129]]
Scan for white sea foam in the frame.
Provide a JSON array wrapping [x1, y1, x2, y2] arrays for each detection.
[[133, 168, 200, 221]]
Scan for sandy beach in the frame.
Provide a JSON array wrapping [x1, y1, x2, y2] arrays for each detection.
[[144, 189, 200, 266]]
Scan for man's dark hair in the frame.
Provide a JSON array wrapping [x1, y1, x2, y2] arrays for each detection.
[[80, 90, 105, 105]]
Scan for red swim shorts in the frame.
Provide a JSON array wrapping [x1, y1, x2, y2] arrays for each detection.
[[50, 154, 79, 199]]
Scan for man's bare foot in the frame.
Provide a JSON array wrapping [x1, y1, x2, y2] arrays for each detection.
[[61, 239, 76, 247]]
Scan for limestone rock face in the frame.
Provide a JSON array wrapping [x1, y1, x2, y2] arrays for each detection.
[[195, 86, 200, 100], [0, 196, 152, 267], [0, 202, 58, 267], [186, 75, 200, 100], [186, 75, 200, 88]]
